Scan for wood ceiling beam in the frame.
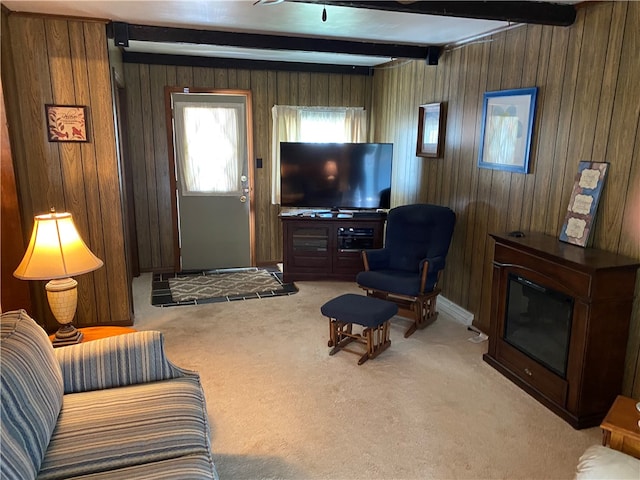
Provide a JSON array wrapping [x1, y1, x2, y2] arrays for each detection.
[[292, 1, 577, 26], [115, 23, 431, 60], [121, 51, 374, 76]]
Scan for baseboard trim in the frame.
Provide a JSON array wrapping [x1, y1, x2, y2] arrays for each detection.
[[438, 296, 474, 326]]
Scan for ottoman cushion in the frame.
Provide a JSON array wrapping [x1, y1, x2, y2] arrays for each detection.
[[321, 294, 398, 328]]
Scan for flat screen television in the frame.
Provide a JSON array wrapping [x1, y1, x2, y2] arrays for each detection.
[[280, 142, 393, 210]]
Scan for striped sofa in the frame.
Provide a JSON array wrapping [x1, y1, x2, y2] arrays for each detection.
[[0, 309, 218, 480]]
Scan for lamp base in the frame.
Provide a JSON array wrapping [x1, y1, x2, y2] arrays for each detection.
[[52, 324, 84, 347]]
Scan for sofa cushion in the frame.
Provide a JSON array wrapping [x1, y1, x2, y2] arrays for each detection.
[[38, 376, 213, 479], [64, 454, 218, 479], [1, 309, 64, 480]]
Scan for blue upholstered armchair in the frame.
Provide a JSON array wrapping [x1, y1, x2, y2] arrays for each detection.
[[356, 204, 456, 337]]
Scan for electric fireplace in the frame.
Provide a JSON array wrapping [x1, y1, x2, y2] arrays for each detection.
[[483, 232, 639, 429], [504, 274, 574, 378]]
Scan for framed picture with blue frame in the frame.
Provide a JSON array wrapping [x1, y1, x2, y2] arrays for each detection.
[[477, 87, 538, 174]]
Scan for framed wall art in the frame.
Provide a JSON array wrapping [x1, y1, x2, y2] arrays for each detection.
[[416, 102, 445, 158], [45, 105, 88, 142], [559, 161, 609, 247], [477, 87, 537, 173]]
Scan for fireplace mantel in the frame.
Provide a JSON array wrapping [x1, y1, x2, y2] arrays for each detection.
[[483, 231, 639, 429]]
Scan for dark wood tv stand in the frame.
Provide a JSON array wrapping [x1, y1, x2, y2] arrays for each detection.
[[280, 213, 386, 283], [484, 232, 639, 429]]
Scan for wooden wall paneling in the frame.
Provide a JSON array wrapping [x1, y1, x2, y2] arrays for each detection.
[[125, 64, 152, 270], [628, 285, 640, 398], [607, 2, 640, 396], [458, 41, 487, 305], [328, 74, 342, 106], [68, 21, 109, 325], [498, 27, 526, 234], [433, 57, 451, 204], [558, 3, 611, 246], [622, 146, 639, 397], [266, 72, 288, 265], [237, 69, 251, 90], [409, 62, 425, 205], [409, 61, 427, 207], [400, 63, 418, 206], [615, 1, 640, 260], [7, 16, 59, 325], [529, 26, 569, 234], [439, 47, 464, 297], [250, 70, 269, 261], [367, 3, 639, 393], [0, 77, 32, 313], [150, 65, 174, 268], [265, 71, 279, 262], [519, 25, 545, 231], [123, 62, 373, 268], [165, 65, 177, 86], [596, 2, 636, 252], [215, 68, 229, 88], [571, 4, 612, 160], [350, 74, 365, 108], [298, 72, 311, 105], [417, 62, 437, 205], [443, 47, 463, 210], [273, 70, 290, 260], [387, 64, 406, 206], [465, 41, 492, 323], [412, 62, 428, 203], [311, 72, 328, 105], [445, 47, 464, 228], [509, 25, 541, 233], [477, 32, 507, 329], [82, 21, 131, 323], [396, 63, 416, 206], [228, 68, 238, 88], [139, 64, 162, 267], [340, 73, 351, 106], [11, 17, 61, 215], [546, 9, 584, 236], [46, 19, 99, 327], [497, 26, 529, 231], [193, 66, 214, 88], [176, 66, 194, 88], [592, 1, 627, 164]]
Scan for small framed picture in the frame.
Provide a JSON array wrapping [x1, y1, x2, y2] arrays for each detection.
[[45, 105, 89, 142], [416, 102, 445, 158]]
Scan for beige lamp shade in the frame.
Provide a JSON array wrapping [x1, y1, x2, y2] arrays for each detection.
[[13, 211, 103, 280]]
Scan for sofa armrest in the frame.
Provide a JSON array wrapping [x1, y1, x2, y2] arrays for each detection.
[[54, 331, 194, 394]]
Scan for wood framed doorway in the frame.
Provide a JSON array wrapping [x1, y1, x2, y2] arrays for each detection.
[[165, 87, 255, 272]]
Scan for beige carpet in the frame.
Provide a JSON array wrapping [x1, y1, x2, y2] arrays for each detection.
[[133, 274, 600, 479]]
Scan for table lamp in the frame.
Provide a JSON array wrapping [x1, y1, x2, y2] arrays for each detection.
[[13, 210, 103, 346]]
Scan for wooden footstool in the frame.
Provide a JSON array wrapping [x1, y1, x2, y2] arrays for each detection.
[[321, 293, 398, 365]]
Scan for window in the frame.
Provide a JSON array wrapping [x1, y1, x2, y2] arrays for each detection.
[[271, 105, 367, 204], [173, 95, 245, 195]]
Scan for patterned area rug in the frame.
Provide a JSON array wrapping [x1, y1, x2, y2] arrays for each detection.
[[151, 267, 297, 307]]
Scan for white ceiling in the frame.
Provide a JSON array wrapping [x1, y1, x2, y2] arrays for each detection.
[[1, 1, 541, 67]]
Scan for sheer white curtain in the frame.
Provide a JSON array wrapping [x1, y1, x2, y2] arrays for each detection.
[[174, 102, 242, 195], [271, 105, 367, 204]]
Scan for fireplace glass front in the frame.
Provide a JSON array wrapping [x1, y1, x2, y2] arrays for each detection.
[[503, 274, 574, 377]]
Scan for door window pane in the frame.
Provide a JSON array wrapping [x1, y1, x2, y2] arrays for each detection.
[[177, 103, 241, 195]]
